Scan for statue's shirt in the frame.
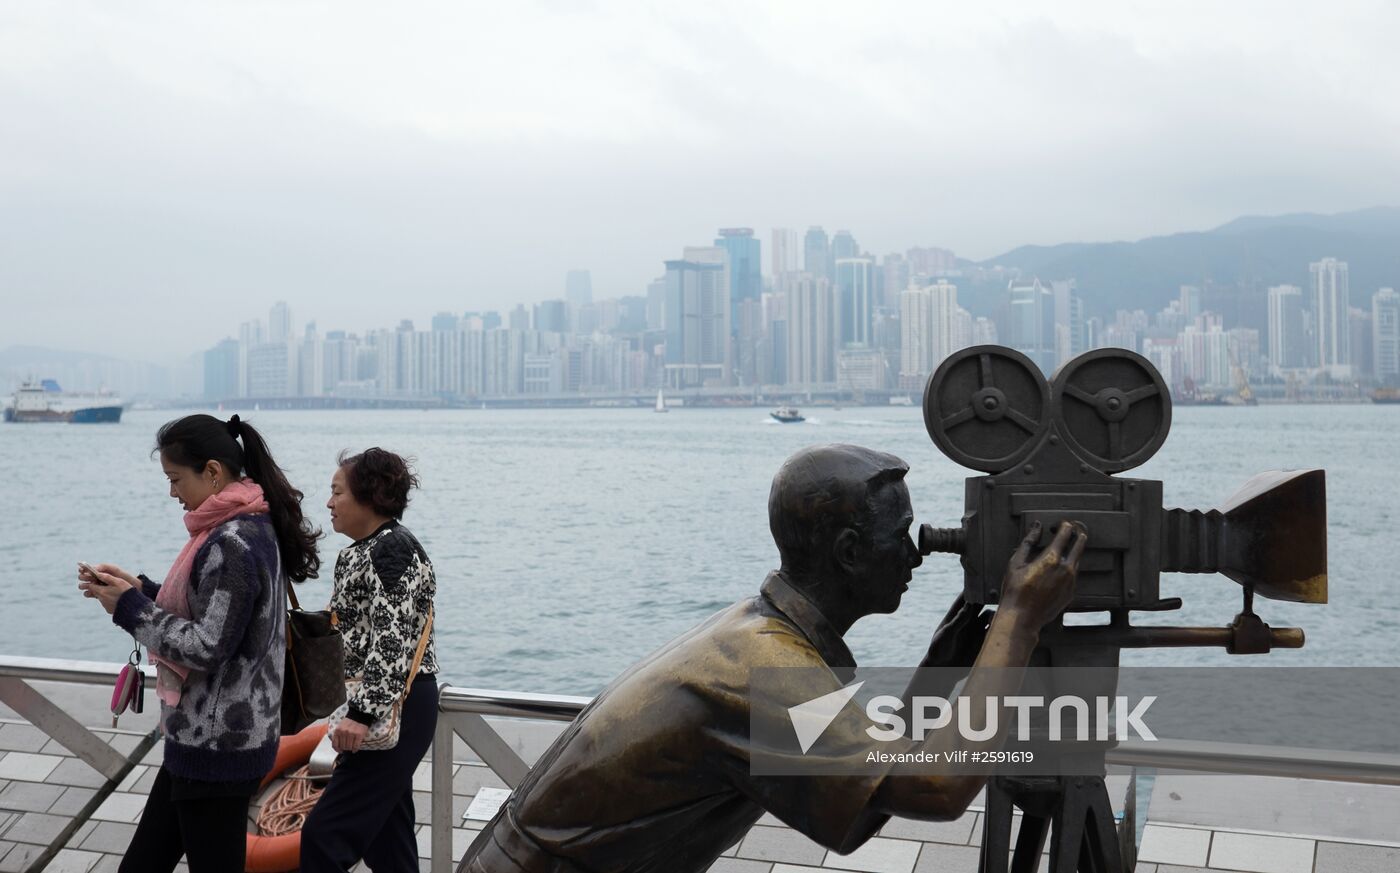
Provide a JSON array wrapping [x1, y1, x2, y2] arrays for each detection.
[[462, 573, 893, 872]]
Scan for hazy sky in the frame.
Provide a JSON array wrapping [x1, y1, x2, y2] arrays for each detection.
[[4, 1, 1399, 362]]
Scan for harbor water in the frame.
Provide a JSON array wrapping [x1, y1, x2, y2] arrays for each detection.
[[2, 404, 1397, 694]]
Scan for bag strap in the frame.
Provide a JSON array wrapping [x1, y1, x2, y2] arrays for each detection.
[[286, 580, 302, 611], [403, 608, 435, 695]]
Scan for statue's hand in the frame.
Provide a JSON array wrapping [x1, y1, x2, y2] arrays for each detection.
[[999, 521, 1087, 627], [924, 595, 992, 670]]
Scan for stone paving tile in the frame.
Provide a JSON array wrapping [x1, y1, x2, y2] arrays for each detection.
[[0, 780, 66, 813], [1313, 840, 1400, 873], [709, 860, 774, 872], [77, 821, 137, 854], [1207, 832, 1314, 873], [0, 726, 50, 754], [1155, 866, 1231, 873], [104, 735, 143, 757], [44, 848, 102, 872], [88, 856, 123, 873], [1136, 865, 1157, 873], [1138, 825, 1212, 867], [912, 841, 980, 873], [48, 787, 98, 818], [90, 791, 146, 823], [822, 836, 921, 872], [737, 825, 828, 866], [0, 842, 45, 873], [878, 814, 977, 845], [450, 762, 508, 795], [44, 759, 107, 789], [115, 765, 149, 793], [0, 753, 63, 782], [772, 867, 827, 873], [4, 811, 69, 844]]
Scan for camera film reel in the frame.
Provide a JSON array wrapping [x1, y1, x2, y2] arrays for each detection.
[[923, 346, 1051, 473], [1050, 348, 1171, 474]]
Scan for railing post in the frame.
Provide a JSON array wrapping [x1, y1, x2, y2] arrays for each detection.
[[432, 685, 457, 873]]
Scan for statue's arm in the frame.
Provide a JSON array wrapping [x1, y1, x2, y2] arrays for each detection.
[[874, 521, 1086, 821]]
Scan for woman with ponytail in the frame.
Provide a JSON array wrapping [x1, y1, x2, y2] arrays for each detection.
[[77, 414, 319, 873]]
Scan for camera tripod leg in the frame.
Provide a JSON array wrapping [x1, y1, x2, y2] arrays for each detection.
[[978, 777, 1016, 873], [1011, 813, 1050, 873]]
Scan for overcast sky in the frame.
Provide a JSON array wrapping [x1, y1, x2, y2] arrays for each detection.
[[3, 1, 1399, 362]]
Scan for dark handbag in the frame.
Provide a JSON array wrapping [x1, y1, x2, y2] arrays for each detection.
[[281, 583, 346, 734]]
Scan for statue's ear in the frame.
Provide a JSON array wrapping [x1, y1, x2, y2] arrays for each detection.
[[833, 528, 860, 575]]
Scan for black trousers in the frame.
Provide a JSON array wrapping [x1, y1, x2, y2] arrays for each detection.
[[119, 767, 259, 873], [301, 676, 440, 872]]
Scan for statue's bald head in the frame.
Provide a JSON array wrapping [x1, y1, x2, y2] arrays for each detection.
[[768, 444, 910, 575]]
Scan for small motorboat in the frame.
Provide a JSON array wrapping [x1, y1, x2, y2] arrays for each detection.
[[770, 406, 804, 423]]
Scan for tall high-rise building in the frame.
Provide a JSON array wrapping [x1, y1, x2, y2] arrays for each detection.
[[203, 339, 240, 400], [834, 257, 875, 348], [297, 323, 322, 396], [1349, 307, 1373, 379], [663, 256, 729, 388], [787, 274, 837, 387], [268, 302, 292, 344], [431, 312, 460, 332], [803, 227, 830, 281], [565, 270, 593, 308], [533, 300, 569, 334], [1267, 285, 1307, 371], [771, 228, 800, 278], [830, 230, 859, 265], [715, 228, 762, 331], [1008, 279, 1055, 372], [1373, 288, 1400, 385], [1179, 285, 1203, 320], [1052, 280, 1085, 367], [1310, 257, 1351, 376], [881, 253, 910, 310], [899, 280, 960, 389]]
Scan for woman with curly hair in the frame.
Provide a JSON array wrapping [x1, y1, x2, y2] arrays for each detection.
[[301, 447, 439, 872]]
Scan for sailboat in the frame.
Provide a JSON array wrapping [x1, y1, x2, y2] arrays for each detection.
[[654, 388, 669, 413]]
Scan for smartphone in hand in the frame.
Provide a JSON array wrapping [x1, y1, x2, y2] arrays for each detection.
[[78, 562, 106, 584]]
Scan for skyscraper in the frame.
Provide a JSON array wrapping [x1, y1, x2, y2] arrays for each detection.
[[1374, 288, 1399, 385], [1008, 279, 1055, 373], [834, 257, 875, 347], [268, 302, 292, 344], [1267, 285, 1306, 371], [715, 228, 762, 331], [663, 256, 729, 388], [899, 280, 960, 390], [566, 270, 593, 308], [1310, 257, 1351, 376], [803, 227, 830, 281], [771, 228, 800, 278], [787, 274, 837, 387], [830, 230, 859, 265], [203, 339, 239, 401]]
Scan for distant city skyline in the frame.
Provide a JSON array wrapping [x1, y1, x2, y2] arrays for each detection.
[[5, 3, 1400, 360]]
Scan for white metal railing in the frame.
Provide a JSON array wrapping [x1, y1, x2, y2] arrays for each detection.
[[429, 685, 1400, 872], [5, 657, 1399, 873]]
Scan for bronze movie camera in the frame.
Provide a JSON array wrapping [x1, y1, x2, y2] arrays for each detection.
[[919, 345, 1326, 654]]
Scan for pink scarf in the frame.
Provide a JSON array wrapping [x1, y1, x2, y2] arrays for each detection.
[[152, 478, 270, 705]]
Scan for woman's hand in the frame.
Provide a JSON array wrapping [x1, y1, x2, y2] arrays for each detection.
[[78, 564, 135, 615], [331, 718, 370, 753]]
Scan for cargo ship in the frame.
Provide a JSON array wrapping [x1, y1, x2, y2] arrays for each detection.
[[3, 380, 124, 423]]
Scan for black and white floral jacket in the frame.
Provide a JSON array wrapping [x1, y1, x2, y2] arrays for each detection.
[[331, 519, 439, 725]]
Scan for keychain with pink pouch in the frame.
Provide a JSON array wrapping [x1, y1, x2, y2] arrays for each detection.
[[111, 642, 145, 727]]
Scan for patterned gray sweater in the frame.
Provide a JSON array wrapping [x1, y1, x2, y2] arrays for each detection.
[[113, 514, 285, 782]]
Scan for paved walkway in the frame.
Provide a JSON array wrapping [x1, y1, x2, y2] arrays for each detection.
[[2, 681, 1399, 872]]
